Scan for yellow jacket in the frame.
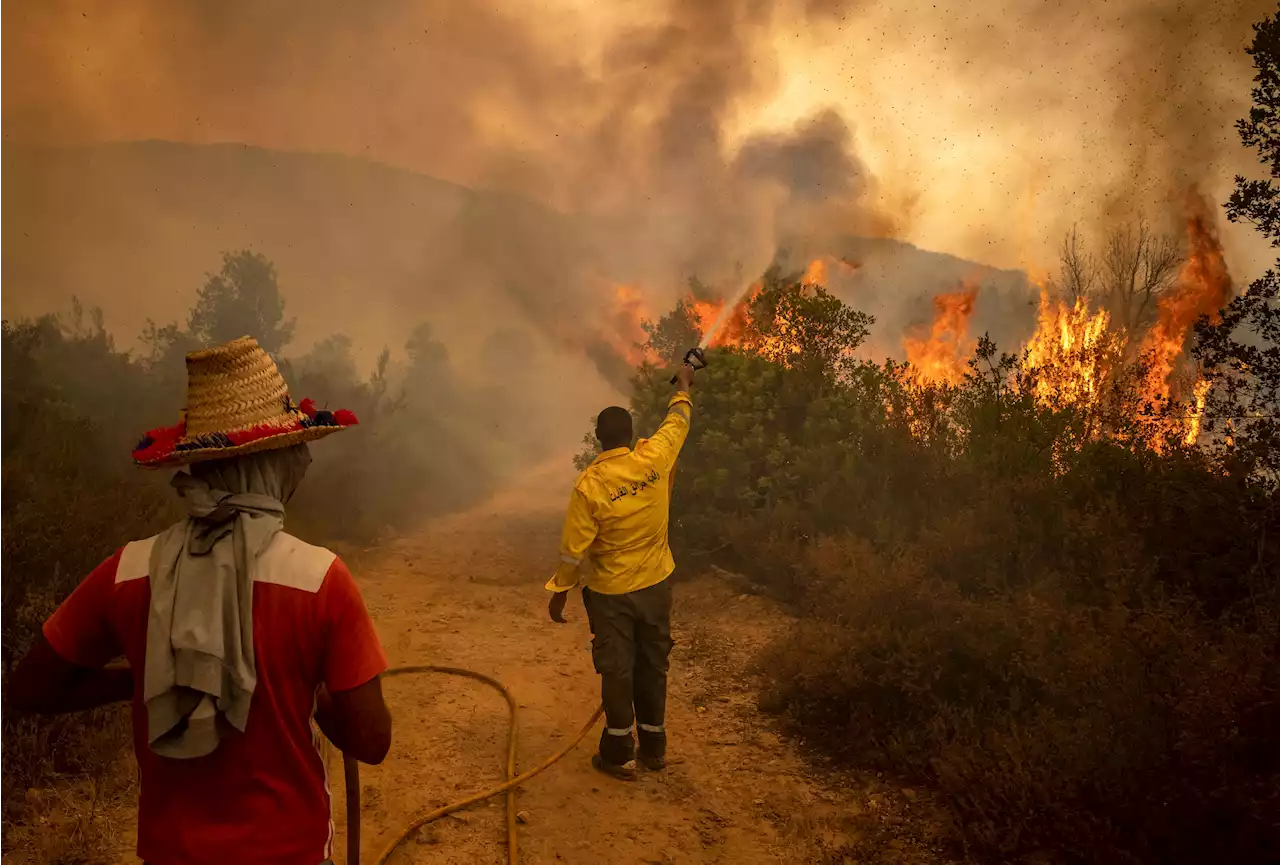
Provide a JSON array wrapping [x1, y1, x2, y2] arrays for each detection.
[[546, 392, 693, 595]]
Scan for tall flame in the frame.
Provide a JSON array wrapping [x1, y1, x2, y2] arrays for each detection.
[[903, 285, 979, 385], [1023, 292, 1119, 409], [903, 195, 1233, 448], [593, 199, 1230, 451], [1184, 378, 1211, 446], [1139, 196, 1233, 403], [690, 286, 758, 348]]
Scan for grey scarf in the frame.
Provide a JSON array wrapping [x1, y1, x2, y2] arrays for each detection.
[[144, 444, 312, 759]]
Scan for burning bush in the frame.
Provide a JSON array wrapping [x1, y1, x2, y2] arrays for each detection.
[[592, 250, 1279, 862]]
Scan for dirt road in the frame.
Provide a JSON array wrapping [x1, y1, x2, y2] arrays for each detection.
[[14, 458, 951, 864], [331, 459, 951, 864]]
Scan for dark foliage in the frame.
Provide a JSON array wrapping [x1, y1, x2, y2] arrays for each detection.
[[586, 257, 1279, 862], [1, 249, 556, 845], [1199, 9, 1280, 486], [1, 315, 175, 847]]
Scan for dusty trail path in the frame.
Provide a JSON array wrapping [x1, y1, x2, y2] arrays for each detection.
[[20, 458, 950, 864], [330, 458, 952, 865]]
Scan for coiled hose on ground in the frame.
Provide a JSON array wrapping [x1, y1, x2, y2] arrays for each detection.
[[331, 665, 605, 865]]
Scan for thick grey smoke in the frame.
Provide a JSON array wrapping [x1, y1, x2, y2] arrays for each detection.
[[2, 0, 1272, 382], [3, 0, 887, 383]]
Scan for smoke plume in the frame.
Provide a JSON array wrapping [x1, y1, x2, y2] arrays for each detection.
[[2, 0, 1272, 381]]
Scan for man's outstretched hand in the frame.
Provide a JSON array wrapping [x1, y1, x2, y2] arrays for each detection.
[[548, 591, 569, 623], [675, 362, 695, 392]]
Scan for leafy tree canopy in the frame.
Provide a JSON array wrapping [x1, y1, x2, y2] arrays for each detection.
[[188, 250, 296, 355]]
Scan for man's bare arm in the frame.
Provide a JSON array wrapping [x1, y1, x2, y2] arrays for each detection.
[[9, 635, 133, 715], [316, 676, 392, 765]]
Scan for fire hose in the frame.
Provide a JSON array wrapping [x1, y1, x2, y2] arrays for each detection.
[[330, 665, 605, 865], [335, 352, 701, 863]]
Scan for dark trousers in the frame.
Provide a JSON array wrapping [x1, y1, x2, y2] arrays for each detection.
[[582, 579, 674, 765]]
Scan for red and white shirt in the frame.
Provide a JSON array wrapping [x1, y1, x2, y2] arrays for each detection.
[[43, 532, 388, 865]]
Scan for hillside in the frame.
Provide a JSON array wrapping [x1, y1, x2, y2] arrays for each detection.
[[4, 141, 1038, 369]]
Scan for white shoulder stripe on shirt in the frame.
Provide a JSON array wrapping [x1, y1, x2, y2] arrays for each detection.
[[116, 535, 159, 584], [255, 533, 337, 594], [114, 531, 336, 594]]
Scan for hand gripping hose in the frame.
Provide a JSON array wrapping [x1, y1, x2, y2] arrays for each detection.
[[332, 665, 604, 865]]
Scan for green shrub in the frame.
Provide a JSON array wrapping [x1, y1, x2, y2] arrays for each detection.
[[601, 260, 1280, 863], [0, 252, 558, 853], [761, 526, 1278, 863], [1, 320, 174, 842]]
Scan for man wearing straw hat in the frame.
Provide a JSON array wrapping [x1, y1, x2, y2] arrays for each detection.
[[9, 336, 392, 865]]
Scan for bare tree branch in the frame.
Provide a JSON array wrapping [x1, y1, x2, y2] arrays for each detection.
[[1056, 226, 1096, 304], [1096, 218, 1180, 337]]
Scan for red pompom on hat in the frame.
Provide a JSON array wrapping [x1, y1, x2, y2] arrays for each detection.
[[131, 336, 358, 468]]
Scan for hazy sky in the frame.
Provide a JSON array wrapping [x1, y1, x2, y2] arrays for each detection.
[[4, 0, 1274, 323], [754, 2, 1270, 275]]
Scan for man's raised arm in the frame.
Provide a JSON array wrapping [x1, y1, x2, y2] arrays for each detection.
[[641, 363, 695, 474]]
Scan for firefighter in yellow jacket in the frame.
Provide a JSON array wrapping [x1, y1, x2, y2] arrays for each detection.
[[546, 363, 696, 780]]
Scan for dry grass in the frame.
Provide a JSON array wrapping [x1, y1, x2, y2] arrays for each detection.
[[2, 321, 169, 862], [1, 447, 166, 862], [757, 508, 1279, 864], [671, 578, 963, 864], [3, 753, 137, 865]]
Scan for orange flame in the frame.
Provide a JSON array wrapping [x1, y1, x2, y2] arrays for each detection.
[[756, 310, 806, 364], [690, 285, 759, 348], [1139, 196, 1233, 403], [1023, 291, 1120, 409], [593, 216, 1228, 448], [690, 298, 722, 336], [802, 258, 827, 287], [1184, 377, 1211, 445], [903, 285, 979, 385], [800, 255, 859, 288], [595, 256, 860, 371]]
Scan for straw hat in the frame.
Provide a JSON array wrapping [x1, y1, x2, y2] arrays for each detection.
[[133, 335, 358, 468]]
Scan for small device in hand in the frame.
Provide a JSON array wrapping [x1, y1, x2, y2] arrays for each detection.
[[669, 347, 708, 385]]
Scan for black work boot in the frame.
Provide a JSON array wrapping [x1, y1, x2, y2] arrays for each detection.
[[595, 726, 637, 780], [591, 753, 638, 781], [637, 725, 667, 771], [638, 752, 666, 771]]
